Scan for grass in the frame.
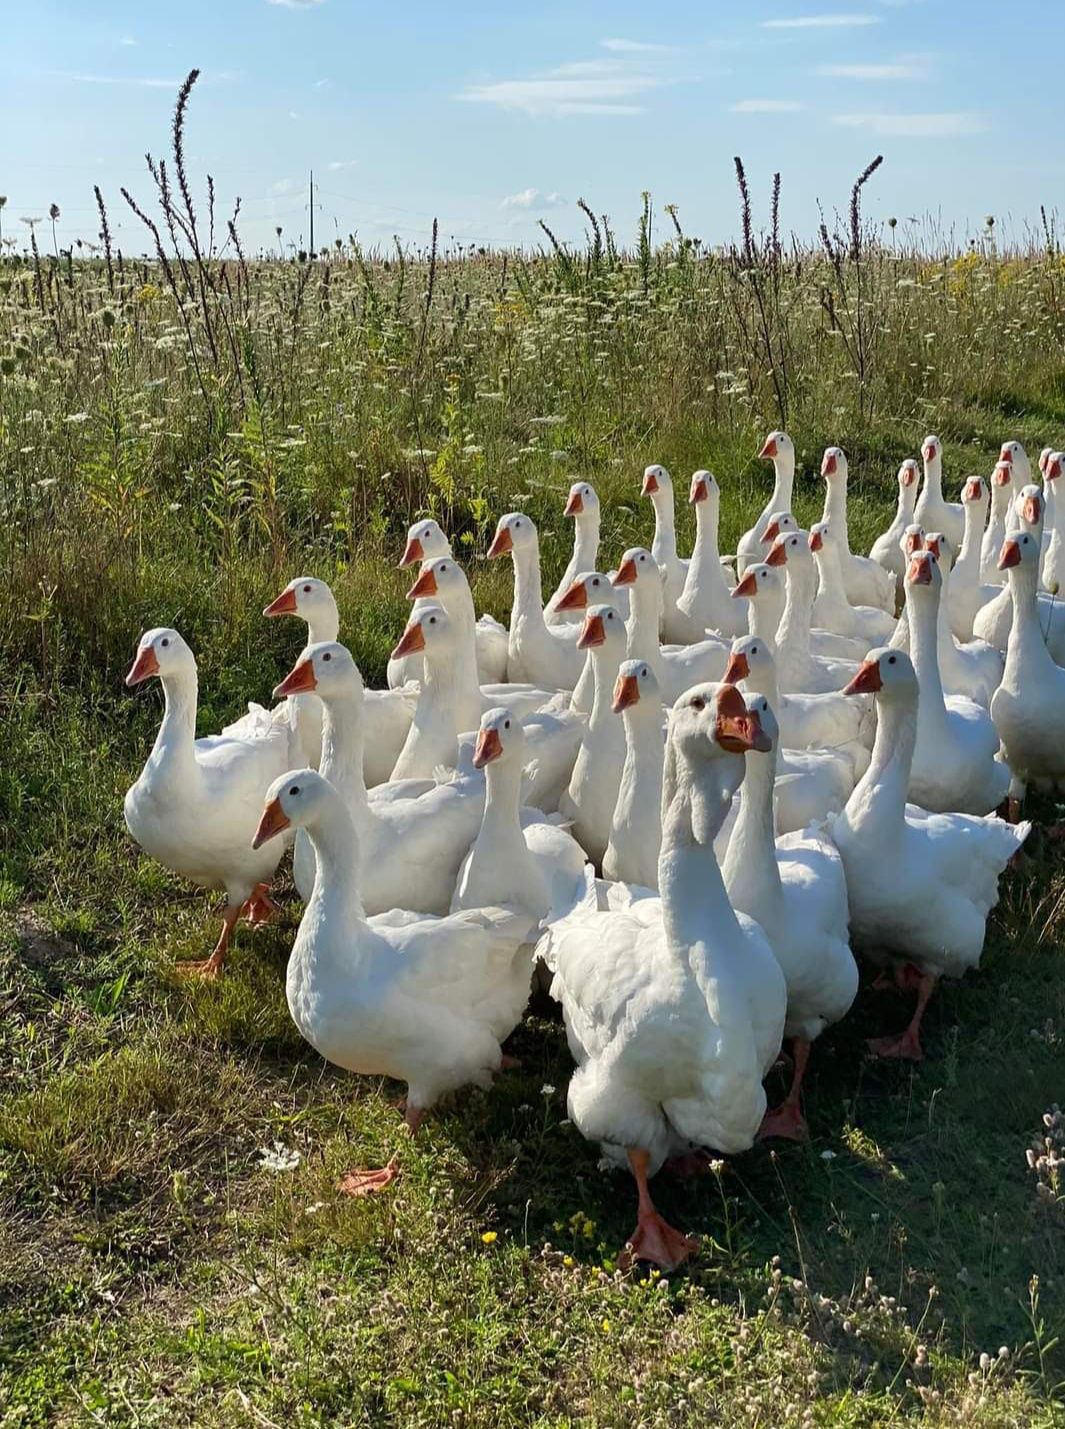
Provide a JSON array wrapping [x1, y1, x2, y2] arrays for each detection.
[[2, 75, 1065, 1425]]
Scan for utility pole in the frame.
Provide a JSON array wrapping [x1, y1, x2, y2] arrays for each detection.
[[308, 170, 315, 257]]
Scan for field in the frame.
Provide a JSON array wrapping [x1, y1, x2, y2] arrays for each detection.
[[2, 85, 1065, 1425]]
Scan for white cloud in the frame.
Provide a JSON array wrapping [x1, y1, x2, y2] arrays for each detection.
[[271, 178, 298, 195], [458, 57, 668, 117], [314, 77, 331, 89], [731, 98, 806, 112], [119, 35, 137, 46], [266, 0, 325, 7], [833, 110, 986, 135], [817, 57, 930, 79], [55, 72, 183, 88], [327, 159, 358, 170], [761, 13, 881, 27], [501, 188, 566, 210], [601, 38, 674, 53]]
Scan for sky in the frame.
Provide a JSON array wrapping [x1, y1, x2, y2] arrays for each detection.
[[3, 0, 1064, 257]]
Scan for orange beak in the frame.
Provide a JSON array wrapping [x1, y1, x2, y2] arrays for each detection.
[[577, 612, 607, 649], [843, 659, 882, 696], [732, 570, 759, 598], [963, 477, 983, 502], [766, 539, 788, 568], [689, 476, 708, 503], [263, 587, 298, 618], [555, 579, 588, 612], [714, 686, 771, 754], [406, 566, 438, 599], [722, 650, 750, 685], [999, 538, 1022, 570], [809, 529, 824, 553], [125, 645, 160, 686], [251, 796, 290, 850], [922, 442, 936, 463], [391, 621, 426, 660], [613, 556, 638, 587], [1023, 494, 1043, 525], [274, 659, 317, 697], [924, 536, 942, 558], [904, 532, 924, 555], [762, 518, 782, 542], [473, 726, 504, 768], [999, 444, 1012, 464], [1049, 457, 1063, 481], [759, 436, 778, 459], [564, 490, 584, 517], [900, 464, 917, 487], [399, 536, 424, 568], [993, 463, 1012, 487], [612, 673, 641, 712], [907, 554, 933, 585], [486, 526, 513, 559], [821, 451, 838, 477], [641, 471, 660, 496]]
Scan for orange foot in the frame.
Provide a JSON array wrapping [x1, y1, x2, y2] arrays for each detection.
[[758, 1102, 808, 1142], [244, 885, 279, 926], [867, 1028, 923, 1062], [621, 1210, 698, 1272], [338, 1158, 399, 1198], [175, 951, 225, 980]]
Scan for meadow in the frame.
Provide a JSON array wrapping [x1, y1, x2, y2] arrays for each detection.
[[1, 76, 1065, 1425]]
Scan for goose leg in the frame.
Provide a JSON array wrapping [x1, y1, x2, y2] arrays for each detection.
[[338, 1153, 399, 1198], [867, 973, 936, 1061], [244, 882, 279, 925], [176, 902, 241, 979], [759, 1038, 810, 1141], [620, 1149, 698, 1272]]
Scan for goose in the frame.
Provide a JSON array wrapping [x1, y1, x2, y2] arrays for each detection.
[[819, 447, 896, 612], [809, 521, 896, 645], [923, 531, 1004, 708], [735, 551, 864, 666], [558, 605, 628, 867], [263, 576, 414, 786], [1001, 440, 1033, 534], [124, 628, 295, 977], [914, 435, 964, 551], [452, 708, 588, 924], [947, 475, 997, 642], [641, 464, 690, 639], [488, 513, 585, 690], [672, 470, 748, 641], [612, 547, 729, 701], [252, 769, 536, 1193], [980, 461, 1015, 586], [723, 695, 857, 1141], [1041, 452, 1064, 593], [886, 522, 927, 652], [737, 431, 796, 577], [869, 459, 920, 607], [393, 518, 509, 684], [902, 551, 1009, 815], [756, 517, 869, 661], [553, 570, 630, 716], [765, 531, 862, 694], [972, 485, 1065, 657], [991, 531, 1065, 815], [537, 684, 786, 1269], [546, 481, 606, 625], [602, 659, 665, 891], [831, 649, 1028, 1060]]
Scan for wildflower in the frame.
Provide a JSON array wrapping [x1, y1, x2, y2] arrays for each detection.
[[563, 1255, 575, 1268], [821, 1149, 837, 1161], [481, 1231, 498, 1245], [304, 1201, 325, 1215], [65, 411, 90, 424], [601, 1319, 612, 1333], [541, 1084, 556, 1097], [257, 1142, 300, 1173]]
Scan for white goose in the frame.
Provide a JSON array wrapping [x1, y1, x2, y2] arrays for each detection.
[[558, 605, 628, 867], [602, 659, 665, 891], [488, 513, 585, 690], [832, 648, 1028, 1061], [737, 431, 795, 577], [980, 461, 1015, 586], [552, 570, 630, 717], [923, 531, 1003, 708], [124, 628, 294, 978], [723, 694, 857, 1141], [253, 769, 536, 1195], [263, 576, 414, 786], [1001, 440, 1033, 534], [972, 485, 1065, 657], [902, 550, 1009, 815], [765, 531, 862, 694], [613, 547, 729, 701], [393, 518, 509, 684], [869, 459, 920, 607], [537, 684, 785, 1270], [819, 447, 896, 612], [672, 470, 748, 641], [1041, 452, 1064, 593], [641, 464, 691, 640], [809, 520, 896, 645], [914, 435, 964, 551], [756, 516, 868, 661], [947, 475, 996, 642], [545, 481, 606, 625]]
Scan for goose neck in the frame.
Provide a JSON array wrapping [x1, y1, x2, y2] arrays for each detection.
[[319, 690, 371, 826], [722, 747, 783, 927], [626, 583, 664, 671], [907, 585, 950, 734], [302, 799, 367, 923], [845, 691, 914, 839], [768, 458, 794, 514], [511, 542, 546, 631], [651, 493, 678, 563], [659, 748, 743, 958], [304, 607, 340, 647], [148, 667, 201, 785], [777, 564, 814, 654]]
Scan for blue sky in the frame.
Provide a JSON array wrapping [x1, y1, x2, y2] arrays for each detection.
[[4, 0, 1064, 255]]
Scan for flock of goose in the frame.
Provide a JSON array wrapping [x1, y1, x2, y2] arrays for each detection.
[[122, 432, 1064, 1271]]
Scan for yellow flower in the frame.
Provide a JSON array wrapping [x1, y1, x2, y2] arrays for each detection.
[[481, 1231, 498, 1245], [563, 1255, 575, 1269], [601, 1319, 612, 1334]]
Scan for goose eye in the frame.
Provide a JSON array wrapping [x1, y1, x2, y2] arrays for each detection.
[[514, 520, 522, 528], [429, 615, 437, 624], [888, 655, 897, 665], [289, 785, 300, 796], [691, 696, 705, 711], [323, 652, 332, 662], [504, 719, 511, 729], [303, 584, 312, 593], [160, 638, 169, 648], [641, 667, 647, 677]]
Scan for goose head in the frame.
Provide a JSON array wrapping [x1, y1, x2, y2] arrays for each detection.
[[576, 602, 625, 651], [900, 523, 925, 559], [766, 528, 810, 571], [923, 530, 954, 569], [998, 530, 1039, 573], [126, 627, 193, 686], [564, 480, 599, 519], [732, 560, 780, 601], [991, 459, 1014, 502], [390, 603, 454, 662], [961, 474, 988, 508], [808, 519, 833, 555], [921, 434, 942, 470], [406, 554, 470, 606], [1016, 483, 1044, 530], [399, 518, 450, 569], [612, 546, 658, 590], [263, 576, 338, 629], [641, 463, 672, 500], [612, 657, 660, 713], [274, 640, 363, 703], [487, 512, 538, 560], [472, 705, 524, 769], [554, 569, 614, 613], [741, 689, 779, 755], [670, 682, 772, 760], [689, 469, 720, 507], [905, 549, 941, 595], [843, 646, 916, 699], [898, 459, 920, 489], [252, 768, 329, 848], [722, 633, 774, 689], [762, 510, 797, 544], [758, 431, 794, 468], [820, 446, 848, 482], [1044, 452, 1063, 485], [999, 440, 1031, 486], [1039, 447, 1054, 478]]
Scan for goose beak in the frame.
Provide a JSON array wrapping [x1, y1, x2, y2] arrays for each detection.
[[809, 529, 824, 553], [714, 688, 771, 754], [765, 539, 788, 568], [1048, 458, 1062, 481], [762, 518, 781, 542], [843, 660, 882, 696], [904, 533, 924, 555], [486, 526, 513, 559], [689, 477, 708, 503], [274, 659, 317, 698], [963, 477, 983, 502], [722, 651, 750, 685], [612, 673, 640, 712], [564, 490, 584, 517], [993, 463, 1012, 487], [406, 566, 437, 599], [924, 536, 942, 559], [1023, 495, 1043, 525], [391, 622, 426, 659], [399, 536, 424, 568], [759, 436, 778, 459], [125, 646, 160, 686], [821, 451, 837, 477], [922, 442, 936, 463], [732, 570, 758, 598], [641, 471, 660, 496], [555, 580, 588, 612], [252, 797, 290, 850], [907, 555, 933, 585], [577, 612, 607, 649], [999, 444, 1012, 464], [900, 465, 917, 487], [613, 556, 638, 587], [472, 726, 504, 768], [998, 538, 1023, 570], [263, 587, 298, 618]]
